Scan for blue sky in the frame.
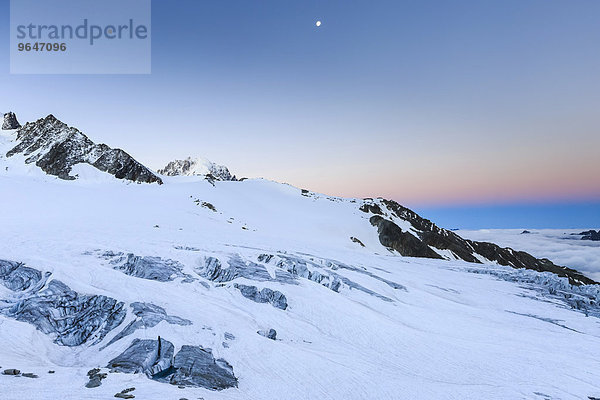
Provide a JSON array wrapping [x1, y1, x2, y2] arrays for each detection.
[[1, 0, 599, 228]]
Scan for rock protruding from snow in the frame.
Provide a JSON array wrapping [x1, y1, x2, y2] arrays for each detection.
[[258, 328, 277, 340], [5, 114, 162, 184], [158, 157, 236, 181], [362, 199, 598, 286], [2, 112, 21, 130]]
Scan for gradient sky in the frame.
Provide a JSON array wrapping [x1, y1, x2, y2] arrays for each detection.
[[1, 0, 599, 226]]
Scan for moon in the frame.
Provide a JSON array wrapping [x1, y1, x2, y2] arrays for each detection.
[[316, 20, 322, 27]]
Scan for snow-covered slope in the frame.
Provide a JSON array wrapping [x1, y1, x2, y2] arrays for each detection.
[[1, 115, 599, 400], [158, 156, 236, 181]]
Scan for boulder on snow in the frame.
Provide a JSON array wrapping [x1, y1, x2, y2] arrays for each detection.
[[258, 329, 277, 340], [2, 369, 20, 375]]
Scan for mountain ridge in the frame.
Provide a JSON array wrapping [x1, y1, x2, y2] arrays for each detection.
[[5, 114, 162, 184]]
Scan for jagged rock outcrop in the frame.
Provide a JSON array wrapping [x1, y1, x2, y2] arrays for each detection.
[[370, 216, 443, 259], [6, 114, 162, 184], [2, 112, 21, 130], [158, 157, 236, 181], [109, 339, 238, 390], [233, 284, 288, 310], [579, 230, 600, 241], [362, 199, 598, 285]]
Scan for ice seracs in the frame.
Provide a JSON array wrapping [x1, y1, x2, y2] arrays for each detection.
[[158, 156, 236, 181]]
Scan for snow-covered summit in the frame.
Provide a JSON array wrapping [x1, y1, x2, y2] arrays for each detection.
[[158, 156, 236, 181]]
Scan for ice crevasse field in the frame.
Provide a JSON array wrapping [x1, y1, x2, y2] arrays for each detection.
[[0, 128, 599, 400]]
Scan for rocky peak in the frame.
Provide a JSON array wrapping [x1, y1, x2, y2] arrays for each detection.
[[361, 198, 598, 285], [2, 112, 21, 130], [6, 114, 162, 184], [158, 156, 236, 181]]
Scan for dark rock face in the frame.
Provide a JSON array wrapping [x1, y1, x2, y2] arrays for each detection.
[[233, 284, 288, 310], [6, 114, 162, 184], [363, 199, 597, 285], [109, 339, 238, 390], [359, 203, 382, 215], [2, 112, 21, 130], [369, 216, 443, 259], [579, 230, 600, 241]]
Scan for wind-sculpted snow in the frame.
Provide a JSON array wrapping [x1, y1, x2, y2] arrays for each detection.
[[233, 284, 288, 310], [109, 339, 238, 390], [0, 260, 43, 291], [103, 302, 192, 348], [3, 276, 126, 346], [98, 251, 194, 282], [464, 265, 600, 318]]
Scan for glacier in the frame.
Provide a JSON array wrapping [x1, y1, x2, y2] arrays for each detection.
[[0, 117, 599, 399]]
